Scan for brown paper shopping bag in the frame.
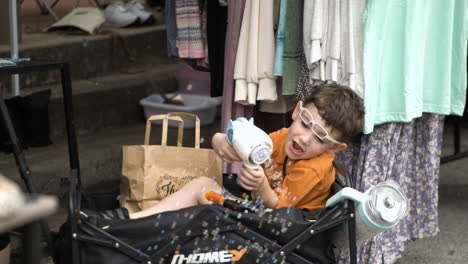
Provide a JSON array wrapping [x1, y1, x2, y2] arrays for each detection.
[[120, 112, 222, 213]]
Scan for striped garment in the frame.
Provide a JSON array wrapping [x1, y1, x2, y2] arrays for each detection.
[[175, 0, 206, 58]]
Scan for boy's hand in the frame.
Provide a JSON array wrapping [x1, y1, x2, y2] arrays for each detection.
[[211, 133, 242, 163], [238, 166, 266, 191]]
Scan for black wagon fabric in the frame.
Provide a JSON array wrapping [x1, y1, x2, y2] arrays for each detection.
[[56, 204, 334, 264]]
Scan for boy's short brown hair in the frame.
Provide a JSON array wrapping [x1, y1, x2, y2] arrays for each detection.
[[303, 84, 365, 142]]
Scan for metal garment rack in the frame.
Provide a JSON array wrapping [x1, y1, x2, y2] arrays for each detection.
[[0, 60, 81, 263], [441, 116, 468, 164]]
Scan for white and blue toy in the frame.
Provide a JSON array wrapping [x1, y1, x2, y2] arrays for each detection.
[[226, 117, 273, 168]]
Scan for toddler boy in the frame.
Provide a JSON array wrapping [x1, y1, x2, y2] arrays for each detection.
[[130, 83, 364, 218]]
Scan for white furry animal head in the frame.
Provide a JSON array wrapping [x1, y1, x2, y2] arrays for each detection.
[[0, 174, 24, 219]]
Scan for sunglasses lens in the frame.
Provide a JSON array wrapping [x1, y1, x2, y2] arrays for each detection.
[[312, 124, 328, 138], [300, 108, 313, 123]]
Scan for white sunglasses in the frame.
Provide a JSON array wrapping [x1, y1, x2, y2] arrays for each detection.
[[299, 105, 342, 144]]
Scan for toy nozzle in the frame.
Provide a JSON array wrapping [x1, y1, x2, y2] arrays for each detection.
[[205, 191, 225, 205]]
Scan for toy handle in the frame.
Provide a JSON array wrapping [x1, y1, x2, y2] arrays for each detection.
[[326, 187, 367, 208]]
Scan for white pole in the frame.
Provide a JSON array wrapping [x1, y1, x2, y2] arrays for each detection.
[[9, 0, 20, 96]]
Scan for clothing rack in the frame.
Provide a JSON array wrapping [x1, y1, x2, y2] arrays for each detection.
[[441, 116, 468, 164], [0, 60, 80, 262]]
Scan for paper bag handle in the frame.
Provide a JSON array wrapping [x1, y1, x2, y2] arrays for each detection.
[[144, 115, 184, 146], [167, 112, 200, 148]]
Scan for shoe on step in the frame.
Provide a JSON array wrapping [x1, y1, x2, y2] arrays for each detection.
[[102, 0, 140, 28], [126, 0, 155, 25]]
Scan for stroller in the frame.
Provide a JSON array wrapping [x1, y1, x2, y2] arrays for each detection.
[[54, 160, 358, 264], [0, 66, 358, 263]]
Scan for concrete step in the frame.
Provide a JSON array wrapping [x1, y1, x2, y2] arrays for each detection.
[[1, 17, 186, 139], [0, 24, 171, 90], [49, 61, 181, 139], [1, 60, 182, 141]]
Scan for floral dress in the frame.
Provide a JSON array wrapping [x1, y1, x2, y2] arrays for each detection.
[[334, 113, 444, 263]]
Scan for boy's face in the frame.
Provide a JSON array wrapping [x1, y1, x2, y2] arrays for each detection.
[[285, 101, 347, 160]]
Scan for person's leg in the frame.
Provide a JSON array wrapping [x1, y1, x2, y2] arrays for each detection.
[[0, 233, 10, 264], [130, 176, 222, 219], [0, 244, 10, 264]]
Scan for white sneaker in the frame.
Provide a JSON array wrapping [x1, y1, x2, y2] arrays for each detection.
[[126, 0, 154, 25], [103, 0, 139, 28]]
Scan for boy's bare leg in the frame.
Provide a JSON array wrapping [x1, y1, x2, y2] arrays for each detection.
[[130, 177, 223, 219]]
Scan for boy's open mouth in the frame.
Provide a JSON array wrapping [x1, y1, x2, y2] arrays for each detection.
[[292, 141, 304, 153]]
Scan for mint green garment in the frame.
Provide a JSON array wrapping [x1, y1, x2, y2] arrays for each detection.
[[363, 0, 467, 134], [274, 0, 288, 76], [281, 0, 303, 95]]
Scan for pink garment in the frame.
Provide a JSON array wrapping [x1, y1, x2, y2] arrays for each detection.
[[175, 0, 205, 58], [221, 0, 254, 173]]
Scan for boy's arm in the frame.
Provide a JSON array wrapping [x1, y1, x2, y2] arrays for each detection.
[[237, 167, 279, 209], [211, 132, 242, 163], [252, 177, 279, 209]]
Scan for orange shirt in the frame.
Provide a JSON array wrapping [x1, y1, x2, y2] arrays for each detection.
[[262, 128, 335, 211]]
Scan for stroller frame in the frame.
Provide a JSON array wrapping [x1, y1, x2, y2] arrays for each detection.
[[0, 61, 76, 262], [70, 174, 358, 264], [0, 61, 358, 264]]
